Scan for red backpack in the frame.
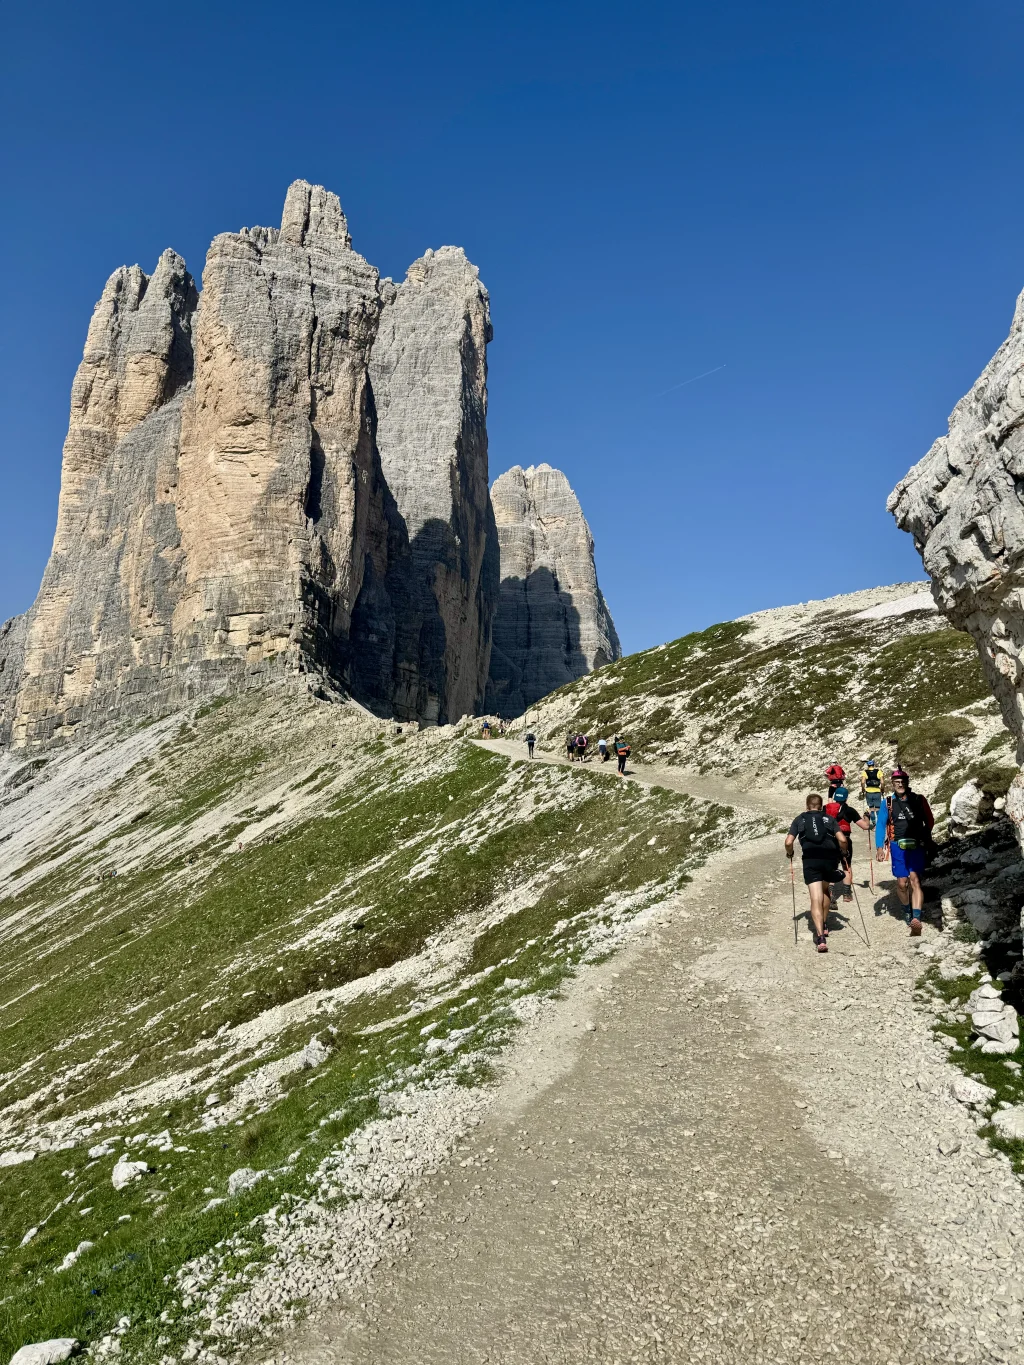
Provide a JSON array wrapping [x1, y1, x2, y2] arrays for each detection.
[[825, 764, 845, 783], [824, 799, 851, 834]]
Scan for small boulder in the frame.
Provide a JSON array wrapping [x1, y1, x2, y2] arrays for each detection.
[[111, 1158, 149, 1191], [299, 1036, 330, 1070], [0, 1151, 36, 1167], [227, 1167, 266, 1196], [950, 1075, 995, 1108], [949, 781, 984, 829], [9, 1341, 79, 1365], [992, 1105, 1024, 1141], [56, 1241, 94, 1273]]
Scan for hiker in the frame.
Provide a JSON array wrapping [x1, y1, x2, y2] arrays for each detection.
[[824, 785, 870, 904], [614, 735, 631, 775], [525, 731, 536, 758], [785, 794, 849, 952], [825, 762, 846, 800], [859, 757, 884, 826], [575, 733, 589, 762], [598, 736, 609, 763], [566, 733, 576, 762], [875, 766, 934, 936], [482, 719, 491, 739]]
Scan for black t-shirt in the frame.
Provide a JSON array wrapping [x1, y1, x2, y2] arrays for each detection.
[[789, 811, 841, 860], [826, 801, 860, 830]]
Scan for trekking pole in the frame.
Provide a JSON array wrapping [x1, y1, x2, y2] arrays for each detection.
[[790, 857, 798, 944], [850, 878, 871, 949]]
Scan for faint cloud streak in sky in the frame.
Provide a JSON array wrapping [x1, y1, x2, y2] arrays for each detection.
[[654, 364, 727, 398]]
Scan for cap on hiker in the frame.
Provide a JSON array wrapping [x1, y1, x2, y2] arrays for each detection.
[[892, 767, 908, 781], [833, 786, 848, 801]]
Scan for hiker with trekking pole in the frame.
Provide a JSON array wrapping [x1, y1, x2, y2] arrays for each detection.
[[874, 766, 934, 936], [824, 785, 871, 906], [785, 794, 849, 953]]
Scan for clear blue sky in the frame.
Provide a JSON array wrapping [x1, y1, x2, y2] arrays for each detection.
[[2, 0, 1023, 655]]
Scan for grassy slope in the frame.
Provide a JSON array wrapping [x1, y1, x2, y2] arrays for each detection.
[[0, 689, 771, 1362], [523, 583, 1016, 807]]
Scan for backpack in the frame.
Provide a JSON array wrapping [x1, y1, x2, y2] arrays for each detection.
[[617, 742, 631, 757], [826, 764, 844, 783], [824, 800, 851, 834], [797, 811, 839, 852], [886, 792, 929, 850], [863, 763, 881, 790]]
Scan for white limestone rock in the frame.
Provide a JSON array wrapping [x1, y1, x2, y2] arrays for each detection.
[[992, 1104, 1024, 1140], [111, 1157, 149, 1190], [485, 464, 620, 716], [8, 1341, 78, 1365], [227, 1166, 266, 1196], [950, 1074, 996, 1108], [949, 780, 984, 830], [0, 1150, 35, 1167]]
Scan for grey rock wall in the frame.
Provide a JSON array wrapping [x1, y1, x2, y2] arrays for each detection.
[[485, 464, 620, 716], [889, 284, 1024, 842], [370, 248, 499, 722], [5, 182, 498, 747]]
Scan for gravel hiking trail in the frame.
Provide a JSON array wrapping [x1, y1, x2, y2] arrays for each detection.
[[286, 743, 1024, 1365]]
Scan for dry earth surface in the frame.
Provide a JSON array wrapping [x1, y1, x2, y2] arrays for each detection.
[[285, 742, 1024, 1365]]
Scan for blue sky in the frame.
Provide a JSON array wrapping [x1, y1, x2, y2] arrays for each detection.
[[2, 0, 1023, 654]]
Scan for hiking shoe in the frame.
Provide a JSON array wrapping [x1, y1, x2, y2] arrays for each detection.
[[814, 933, 828, 953], [910, 917, 923, 937], [843, 890, 853, 903]]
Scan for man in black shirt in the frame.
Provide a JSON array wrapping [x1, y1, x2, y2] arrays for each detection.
[[785, 794, 849, 953]]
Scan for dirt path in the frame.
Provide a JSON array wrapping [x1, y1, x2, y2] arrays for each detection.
[[285, 748, 1024, 1365]]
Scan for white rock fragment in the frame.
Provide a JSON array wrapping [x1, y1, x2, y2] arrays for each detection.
[[20, 1226, 38, 1247], [111, 1158, 149, 1191], [0, 1150, 36, 1167], [227, 1167, 267, 1196], [950, 1075, 995, 1108], [299, 1036, 330, 1070], [56, 1241, 94, 1273], [992, 1104, 1024, 1141], [9, 1340, 79, 1365]]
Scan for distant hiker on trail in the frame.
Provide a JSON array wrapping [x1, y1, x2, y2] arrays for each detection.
[[614, 735, 631, 776], [785, 794, 849, 953], [875, 767, 934, 936], [824, 785, 870, 904], [598, 737, 609, 763], [859, 758, 885, 825], [825, 763, 846, 800], [482, 719, 492, 739], [525, 732, 536, 758], [575, 733, 589, 762], [566, 733, 576, 762]]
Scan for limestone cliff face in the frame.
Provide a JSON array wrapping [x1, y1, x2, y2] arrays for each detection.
[[889, 285, 1024, 840], [4, 183, 498, 746], [370, 247, 499, 723], [485, 464, 620, 716]]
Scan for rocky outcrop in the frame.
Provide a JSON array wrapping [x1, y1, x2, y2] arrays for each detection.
[[370, 247, 499, 723], [889, 286, 1024, 843], [485, 464, 619, 716], [3, 182, 499, 746]]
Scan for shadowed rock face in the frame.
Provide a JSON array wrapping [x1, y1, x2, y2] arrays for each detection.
[[485, 464, 620, 717], [2, 182, 498, 746], [889, 285, 1024, 842]]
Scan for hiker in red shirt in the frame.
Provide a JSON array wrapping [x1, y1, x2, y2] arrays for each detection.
[[824, 785, 870, 904]]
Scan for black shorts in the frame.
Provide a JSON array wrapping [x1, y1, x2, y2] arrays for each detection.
[[803, 859, 840, 886]]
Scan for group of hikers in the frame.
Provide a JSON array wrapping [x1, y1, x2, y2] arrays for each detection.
[[563, 731, 632, 774], [786, 757, 935, 953], [479, 719, 633, 775]]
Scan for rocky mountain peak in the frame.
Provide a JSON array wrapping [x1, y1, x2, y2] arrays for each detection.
[[279, 179, 352, 249], [485, 463, 620, 717]]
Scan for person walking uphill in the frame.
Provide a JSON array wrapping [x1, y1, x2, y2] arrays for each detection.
[[614, 735, 631, 776], [785, 795, 849, 953], [824, 785, 870, 903], [859, 758, 885, 825], [875, 766, 934, 936], [525, 732, 536, 758]]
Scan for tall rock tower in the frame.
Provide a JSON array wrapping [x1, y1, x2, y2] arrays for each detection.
[[485, 464, 620, 716], [0, 183, 498, 746]]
